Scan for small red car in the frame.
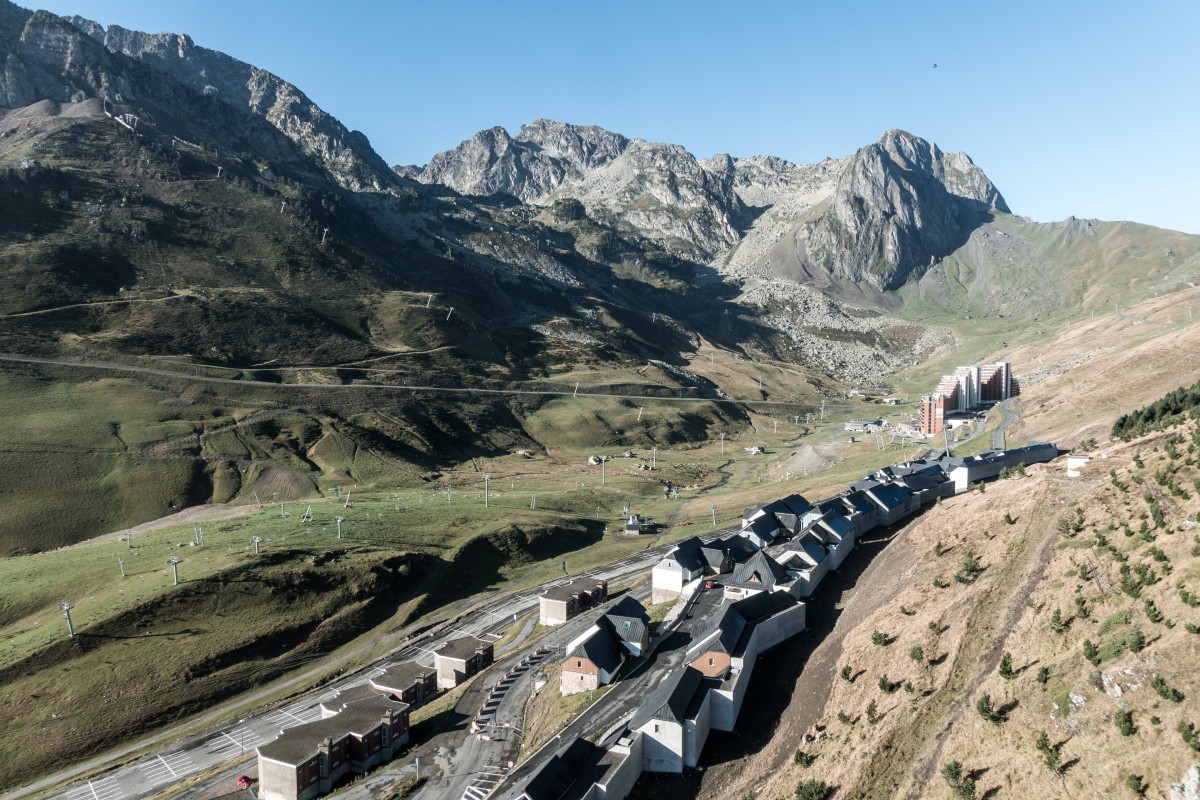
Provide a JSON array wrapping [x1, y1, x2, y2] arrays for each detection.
[[703, 580, 714, 590], [237, 776, 254, 789]]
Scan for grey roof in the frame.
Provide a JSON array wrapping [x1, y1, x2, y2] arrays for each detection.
[[780, 534, 828, 567], [816, 513, 853, 540], [741, 514, 783, 543], [542, 576, 605, 603], [707, 535, 758, 563], [730, 590, 798, 624], [434, 635, 490, 661], [603, 596, 649, 647], [896, 473, 940, 492], [632, 666, 706, 727], [370, 662, 434, 694], [662, 536, 706, 572], [867, 482, 914, 510], [258, 694, 405, 765], [698, 544, 732, 571], [520, 738, 600, 800], [725, 550, 789, 590], [850, 477, 884, 493], [566, 623, 624, 675], [841, 491, 876, 515]]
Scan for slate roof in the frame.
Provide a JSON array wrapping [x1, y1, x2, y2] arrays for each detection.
[[867, 482, 914, 510], [660, 536, 706, 572], [725, 550, 789, 590], [741, 514, 782, 544], [841, 491, 876, 516], [434, 635, 489, 661], [896, 472, 940, 493], [520, 738, 600, 800], [370, 662, 434, 694], [566, 623, 624, 675], [632, 666, 706, 727], [816, 513, 853, 540], [730, 589, 798, 624], [778, 534, 828, 567], [706, 535, 758, 563], [259, 693, 405, 765], [542, 576, 605, 602], [603, 596, 649, 648]]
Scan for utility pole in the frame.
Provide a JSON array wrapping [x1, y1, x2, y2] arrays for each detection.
[[335, 516, 344, 538], [60, 601, 75, 638], [118, 558, 125, 578], [252, 536, 262, 554], [637, 407, 644, 421], [216, 166, 222, 178], [651, 447, 658, 469], [774, 420, 778, 433], [484, 475, 491, 508], [426, 294, 433, 308], [126, 529, 132, 548], [446, 307, 454, 322], [720, 433, 725, 455], [600, 457, 606, 485], [321, 228, 329, 243], [711, 504, 717, 526], [574, 382, 580, 398], [530, 495, 536, 509], [168, 556, 181, 586]]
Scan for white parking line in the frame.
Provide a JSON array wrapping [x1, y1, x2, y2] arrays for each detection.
[[63, 776, 122, 800]]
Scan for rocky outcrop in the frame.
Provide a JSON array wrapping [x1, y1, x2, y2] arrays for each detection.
[[546, 139, 748, 257], [0, 1, 393, 191], [400, 119, 629, 201], [796, 130, 1008, 290], [66, 16, 395, 192]]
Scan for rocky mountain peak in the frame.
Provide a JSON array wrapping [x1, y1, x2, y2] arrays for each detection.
[[402, 119, 629, 202], [0, 1, 395, 192]]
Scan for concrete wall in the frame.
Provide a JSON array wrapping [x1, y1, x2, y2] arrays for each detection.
[[801, 560, 829, 597], [651, 564, 684, 604], [539, 597, 571, 626], [639, 719, 684, 773], [753, 602, 807, 652], [258, 756, 306, 800], [684, 690, 713, 768], [596, 732, 645, 800]]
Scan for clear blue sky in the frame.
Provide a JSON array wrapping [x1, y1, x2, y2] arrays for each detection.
[[25, 0, 1200, 233]]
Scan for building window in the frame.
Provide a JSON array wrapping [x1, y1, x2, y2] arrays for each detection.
[[382, 725, 390, 746], [577, 660, 583, 668], [708, 658, 715, 666]]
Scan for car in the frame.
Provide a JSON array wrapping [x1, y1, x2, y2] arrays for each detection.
[[237, 776, 254, 789], [703, 580, 714, 590]]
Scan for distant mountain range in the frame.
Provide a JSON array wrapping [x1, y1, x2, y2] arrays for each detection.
[[3, 0, 1200, 551]]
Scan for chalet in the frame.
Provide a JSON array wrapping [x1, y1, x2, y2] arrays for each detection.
[[704, 535, 757, 567], [738, 513, 783, 550], [633, 666, 711, 773], [257, 687, 410, 800], [433, 635, 494, 690], [722, 550, 794, 600], [864, 482, 919, 526], [771, 534, 830, 597], [367, 663, 437, 708], [651, 537, 707, 603], [805, 511, 856, 569], [604, 595, 651, 656], [624, 514, 642, 534], [942, 442, 1058, 493], [538, 577, 609, 625], [699, 592, 806, 733], [839, 490, 880, 533], [561, 621, 625, 696]]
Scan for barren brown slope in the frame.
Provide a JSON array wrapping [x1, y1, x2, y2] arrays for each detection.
[[721, 422, 1199, 800]]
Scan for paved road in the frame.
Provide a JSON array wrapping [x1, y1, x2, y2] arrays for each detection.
[[17, 530, 730, 800], [992, 398, 1018, 450]]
